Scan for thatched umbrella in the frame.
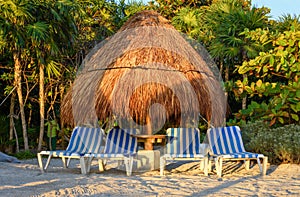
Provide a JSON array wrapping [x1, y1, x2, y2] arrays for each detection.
[[61, 10, 226, 134]]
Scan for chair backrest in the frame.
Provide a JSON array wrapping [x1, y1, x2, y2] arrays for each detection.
[[65, 126, 105, 155], [207, 126, 246, 155], [165, 128, 202, 156], [103, 128, 138, 155]]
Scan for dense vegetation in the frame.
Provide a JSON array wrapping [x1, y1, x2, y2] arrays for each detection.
[[0, 0, 299, 163]]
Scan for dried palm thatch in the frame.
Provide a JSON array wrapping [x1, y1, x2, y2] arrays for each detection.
[[60, 10, 226, 134]]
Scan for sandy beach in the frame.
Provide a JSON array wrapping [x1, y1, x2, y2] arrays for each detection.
[[0, 158, 299, 197]]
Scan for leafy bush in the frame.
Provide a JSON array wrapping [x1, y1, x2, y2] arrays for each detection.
[[13, 150, 36, 160], [232, 29, 300, 126], [0, 115, 10, 152], [241, 121, 300, 164]]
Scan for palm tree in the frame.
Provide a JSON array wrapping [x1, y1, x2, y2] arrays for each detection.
[[198, 0, 269, 110], [0, 0, 79, 151], [0, 0, 32, 150], [27, 0, 78, 151], [277, 14, 300, 31]]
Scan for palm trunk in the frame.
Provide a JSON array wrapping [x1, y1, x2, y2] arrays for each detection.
[[38, 64, 45, 152], [8, 90, 16, 153], [13, 52, 29, 151]]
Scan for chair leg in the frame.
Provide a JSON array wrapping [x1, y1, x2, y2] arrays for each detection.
[[129, 156, 134, 176], [67, 157, 71, 168], [80, 157, 88, 174], [208, 158, 212, 172], [61, 157, 67, 168], [160, 157, 166, 176], [256, 157, 262, 173], [124, 157, 133, 176], [262, 157, 268, 176], [214, 157, 219, 174], [245, 160, 250, 170], [203, 157, 208, 176], [98, 159, 105, 172], [86, 157, 93, 173], [44, 154, 53, 170], [37, 153, 45, 172], [199, 160, 204, 171], [216, 157, 223, 177]]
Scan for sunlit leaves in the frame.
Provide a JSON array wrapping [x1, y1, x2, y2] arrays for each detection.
[[234, 29, 300, 126]]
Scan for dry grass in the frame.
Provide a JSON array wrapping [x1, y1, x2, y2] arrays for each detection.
[[61, 10, 226, 132]]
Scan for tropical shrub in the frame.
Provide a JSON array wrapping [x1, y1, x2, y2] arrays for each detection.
[[241, 121, 300, 164], [13, 150, 36, 160], [231, 29, 300, 126]]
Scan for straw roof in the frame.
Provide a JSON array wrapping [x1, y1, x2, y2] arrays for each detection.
[[60, 10, 226, 134]]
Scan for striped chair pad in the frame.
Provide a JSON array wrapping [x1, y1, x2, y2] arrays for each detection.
[[165, 128, 202, 157], [90, 153, 133, 158], [214, 152, 264, 159], [207, 126, 247, 155], [102, 128, 138, 156], [166, 153, 206, 158], [63, 126, 105, 156]]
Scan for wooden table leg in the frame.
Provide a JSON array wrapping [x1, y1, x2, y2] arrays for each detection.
[[144, 138, 153, 150]]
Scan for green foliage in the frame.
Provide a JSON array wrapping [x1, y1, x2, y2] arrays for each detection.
[[13, 150, 36, 160], [241, 121, 300, 164], [172, 7, 201, 38], [277, 14, 300, 32], [149, 0, 210, 19], [232, 29, 300, 126], [0, 115, 10, 151]]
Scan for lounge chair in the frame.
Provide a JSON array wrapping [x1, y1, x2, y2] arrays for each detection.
[[207, 126, 268, 177], [160, 128, 209, 176], [37, 126, 105, 174], [87, 128, 138, 176]]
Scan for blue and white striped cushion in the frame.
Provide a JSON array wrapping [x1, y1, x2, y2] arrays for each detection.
[[165, 128, 202, 158], [222, 152, 261, 159], [63, 127, 104, 156], [95, 128, 138, 157], [208, 126, 259, 158]]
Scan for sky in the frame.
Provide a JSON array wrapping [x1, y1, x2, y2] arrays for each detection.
[[252, 0, 300, 20]]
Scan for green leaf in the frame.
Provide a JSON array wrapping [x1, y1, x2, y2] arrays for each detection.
[[289, 39, 295, 46], [280, 56, 285, 64], [278, 117, 284, 124], [296, 90, 300, 98], [296, 102, 300, 111], [291, 114, 299, 121], [276, 63, 281, 72], [277, 39, 288, 46], [245, 86, 253, 93], [269, 55, 274, 65], [256, 79, 263, 87], [263, 66, 268, 73], [274, 103, 283, 111]]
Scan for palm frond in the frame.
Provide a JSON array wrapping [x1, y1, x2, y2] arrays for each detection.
[[26, 21, 49, 42]]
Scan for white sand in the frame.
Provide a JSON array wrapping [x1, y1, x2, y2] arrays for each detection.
[[0, 158, 299, 197]]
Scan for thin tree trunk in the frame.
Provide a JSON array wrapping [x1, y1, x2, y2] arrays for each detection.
[[8, 90, 16, 153], [242, 74, 247, 109], [225, 64, 229, 99], [38, 64, 45, 152], [13, 52, 29, 151], [13, 119, 20, 153], [242, 52, 248, 110]]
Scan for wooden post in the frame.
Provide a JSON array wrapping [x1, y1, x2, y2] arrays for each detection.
[[146, 115, 152, 135]]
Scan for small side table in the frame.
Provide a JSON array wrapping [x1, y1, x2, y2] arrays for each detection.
[[131, 134, 166, 150]]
